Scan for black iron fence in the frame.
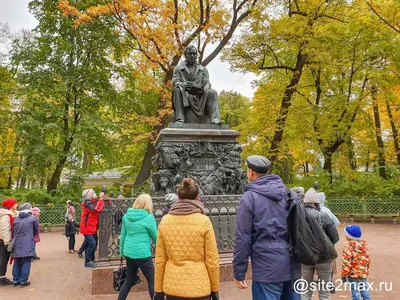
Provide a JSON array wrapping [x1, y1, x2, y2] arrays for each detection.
[[35, 196, 400, 266], [97, 195, 240, 267]]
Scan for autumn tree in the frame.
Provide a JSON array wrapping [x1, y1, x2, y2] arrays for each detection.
[[219, 90, 250, 128], [60, 0, 259, 186], [10, 0, 130, 192], [224, 0, 356, 169]]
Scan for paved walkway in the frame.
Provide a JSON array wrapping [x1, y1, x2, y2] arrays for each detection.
[[1, 223, 399, 299]]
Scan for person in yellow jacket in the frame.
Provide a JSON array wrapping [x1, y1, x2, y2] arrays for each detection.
[[154, 178, 219, 300]]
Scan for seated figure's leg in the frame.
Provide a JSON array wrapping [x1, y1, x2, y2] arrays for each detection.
[[173, 88, 185, 123], [206, 89, 221, 124]]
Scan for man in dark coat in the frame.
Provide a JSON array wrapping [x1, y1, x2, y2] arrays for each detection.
[[233, 155, 301, 299], [11, 203, 38, 287], [172, 45, 220, 124]]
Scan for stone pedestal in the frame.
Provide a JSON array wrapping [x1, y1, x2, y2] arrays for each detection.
[[150, 123, 247, 197], [92, 262, 252, 295]]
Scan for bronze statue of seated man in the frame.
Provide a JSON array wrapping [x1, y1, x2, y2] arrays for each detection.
[[172, 45, 221, 124]]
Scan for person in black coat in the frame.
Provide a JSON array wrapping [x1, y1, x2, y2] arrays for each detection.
[[65, 214, 77, 253]]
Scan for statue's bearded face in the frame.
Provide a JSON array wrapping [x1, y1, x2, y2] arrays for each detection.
[[159, 176, 169, 188], [185, 48, 198, 65]]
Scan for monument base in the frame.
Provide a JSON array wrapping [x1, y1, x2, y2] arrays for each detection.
[[92, 261, 252, 295], [150, 123, 247, 197]]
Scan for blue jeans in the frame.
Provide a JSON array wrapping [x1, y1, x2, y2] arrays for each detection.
[[252, 280, 301, 300], [12, 257, 32, 284], [348, 278, 371, 300], [84, 234, 97, 263]]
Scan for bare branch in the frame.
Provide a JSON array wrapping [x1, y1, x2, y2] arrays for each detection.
[[365, 0, 400, 34], [259, 65, 296, 72], [173, 0, 182, 49], [202, 0, 258, 66], [295, 90, 313, 106]]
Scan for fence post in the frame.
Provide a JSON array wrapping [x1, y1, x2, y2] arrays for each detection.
[[97, 200, 112, 267]]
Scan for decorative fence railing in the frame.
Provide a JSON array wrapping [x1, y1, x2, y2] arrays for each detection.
[[36, 204, 81, 226], [326, 197, 400, 216], [97, 195, 240, 267], [36, 196, 400, 266]]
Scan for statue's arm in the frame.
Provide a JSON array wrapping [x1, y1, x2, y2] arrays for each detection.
[[200, 67, 211, 90], [172, 67, 185, 89]]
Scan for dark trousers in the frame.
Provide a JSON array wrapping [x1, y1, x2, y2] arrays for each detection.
[[68, 234, 75, 250], [118, 257, 154, 300], [79, 233, 97, 256], [84, 234, 97, 263], [0, 240, 10, 278], [78, 239, 87, 254], [12, 257, 32, 284], [166, 296, 210, 300]]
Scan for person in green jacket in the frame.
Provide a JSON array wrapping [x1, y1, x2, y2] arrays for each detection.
[[118, 194, 158, 300]]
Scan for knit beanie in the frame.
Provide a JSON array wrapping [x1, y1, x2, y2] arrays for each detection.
[[2, 198, 17, 210], [303, 188, 320, 204], [291, 187, 304, 195], [18, 202, 32, 211], [344, 225, 362, 240], [32, 207, 41, 216], [82, 189, 95, 200]]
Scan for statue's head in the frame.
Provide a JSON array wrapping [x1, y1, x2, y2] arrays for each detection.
[[184, 45, 198, 66], [159, 176, 169, 188], [153, 169, 173, 191]]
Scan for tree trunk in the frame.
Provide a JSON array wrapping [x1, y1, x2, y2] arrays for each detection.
[[365, 150, 370, 172], [20, 155, 31, 189], [16, 154, 23, 188], [386, 99, 400, 164], [82, 151, 88, 173], [47, 136, 74, 192], [134, 69, 175, 187], [346, 135, 357, 170], [7, 166, 13, 189], [20, 176, 26, 189], [323, 152, 333, 184], [282, 158, 290, 183], [305, 161, 309, 176], [372, 86, 387, 179], [269, 51, 308, 164]]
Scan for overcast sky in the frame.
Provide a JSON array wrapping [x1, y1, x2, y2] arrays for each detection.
[[0, 0, 256, 99]]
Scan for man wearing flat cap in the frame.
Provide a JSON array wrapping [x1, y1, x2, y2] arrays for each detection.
[[233, 155, 301, 299]]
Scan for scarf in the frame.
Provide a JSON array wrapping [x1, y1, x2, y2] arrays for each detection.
[[168, 199, 205, 215]]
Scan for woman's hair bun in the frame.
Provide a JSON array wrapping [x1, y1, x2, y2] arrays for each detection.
[[178, 177, 199, 200], [182, 178, 191, 186]]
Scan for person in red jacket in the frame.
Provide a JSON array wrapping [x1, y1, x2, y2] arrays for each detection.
[[0, 198, 17, 286], [80, 189, 104, 268]]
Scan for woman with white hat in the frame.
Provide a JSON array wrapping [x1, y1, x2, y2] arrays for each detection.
[[301, 188, 339, 300]]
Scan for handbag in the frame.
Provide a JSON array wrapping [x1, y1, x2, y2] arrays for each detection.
[[7, 218, 26, 253], [318, 212, 338, 260], [113, 258, 141, 292]]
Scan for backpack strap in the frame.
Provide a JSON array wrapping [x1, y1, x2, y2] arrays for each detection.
[[285, 186, 295, 255]]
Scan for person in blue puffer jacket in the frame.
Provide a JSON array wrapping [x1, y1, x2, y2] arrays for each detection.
[[233, 155, 301, 300]]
